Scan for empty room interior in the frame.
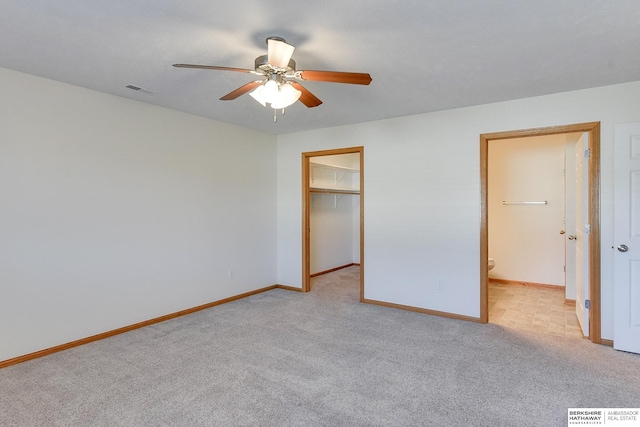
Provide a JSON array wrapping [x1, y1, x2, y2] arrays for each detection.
[[1, 1, 640, 425]]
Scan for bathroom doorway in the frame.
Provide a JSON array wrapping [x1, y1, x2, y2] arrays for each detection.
[[479, 122, 602, 344], [302, 147, 364, 298]]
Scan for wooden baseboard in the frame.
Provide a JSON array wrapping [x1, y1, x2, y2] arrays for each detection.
[[565, 299, 576, 305], [362, 298, 483, 324], [274, 284, 303, 292], [0, 284, 282, 370], [600, 339, 613, 347], [489, 278, 565, 290], [310, 263, 356, 278]]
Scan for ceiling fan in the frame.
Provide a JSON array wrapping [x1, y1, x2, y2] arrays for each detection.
[[173, 37, 372, 120]]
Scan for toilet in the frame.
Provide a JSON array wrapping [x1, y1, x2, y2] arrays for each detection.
[[488, 257, 495, 271]]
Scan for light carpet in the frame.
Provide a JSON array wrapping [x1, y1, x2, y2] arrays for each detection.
[[1, 266, 639, 426]]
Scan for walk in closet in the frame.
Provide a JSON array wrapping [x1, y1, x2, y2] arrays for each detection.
[[309, 153, 361, 276]]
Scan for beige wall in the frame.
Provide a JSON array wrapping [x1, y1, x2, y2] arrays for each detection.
[[0, 67, 278, 361], [277, 80, 640, 340]]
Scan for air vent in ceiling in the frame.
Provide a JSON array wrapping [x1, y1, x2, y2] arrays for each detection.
[[125, 84, 156, 95]]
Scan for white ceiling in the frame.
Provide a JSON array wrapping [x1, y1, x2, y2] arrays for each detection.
[[1, 1, 639, 135]]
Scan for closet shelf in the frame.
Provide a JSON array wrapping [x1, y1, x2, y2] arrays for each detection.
[[309, 161, 359, 173], [310, 187, 360, 195]]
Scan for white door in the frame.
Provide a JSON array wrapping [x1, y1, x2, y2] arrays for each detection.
[[564, 138, 577, 300], [574, 133, 590, 336], [614, 122, 640, 354]]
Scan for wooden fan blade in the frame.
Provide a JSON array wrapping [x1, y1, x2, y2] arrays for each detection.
[[289, 82, 323, 108], [220, 81, 263, 100], [173, 64, 253, 73], [298, 70, 372, 85]]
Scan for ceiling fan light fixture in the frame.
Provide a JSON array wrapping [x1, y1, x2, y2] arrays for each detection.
[[267, 37, 295, 68], [270, 83, 302, 109], [250, 80, 301, 110], [249, 85, 267, 106], [262, 79, 279, 104]]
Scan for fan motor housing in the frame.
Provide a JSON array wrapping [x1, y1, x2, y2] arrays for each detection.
[[254, 55, 296, 75]]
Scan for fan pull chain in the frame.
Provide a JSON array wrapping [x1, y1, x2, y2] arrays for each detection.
[[272, 109, 287, 123]]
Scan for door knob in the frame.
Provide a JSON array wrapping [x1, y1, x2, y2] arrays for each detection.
[[618, 244, 629, 253], [568, 235, 577, 240]]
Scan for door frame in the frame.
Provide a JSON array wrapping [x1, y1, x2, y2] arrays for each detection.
[[480, 122, 602, 344], [302, 146, 364, 298]]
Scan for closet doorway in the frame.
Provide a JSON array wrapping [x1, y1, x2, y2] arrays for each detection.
[[480, 122, 602, 344], [302, 147, 364, 298]]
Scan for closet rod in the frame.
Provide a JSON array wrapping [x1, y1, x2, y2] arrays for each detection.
[[502, 201, 547, 205], [310, 187, 360, 195]]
